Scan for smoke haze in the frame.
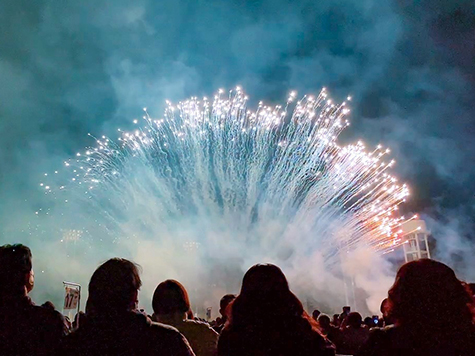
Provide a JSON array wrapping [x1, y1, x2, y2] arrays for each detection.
[[1, 0, 474, 315]]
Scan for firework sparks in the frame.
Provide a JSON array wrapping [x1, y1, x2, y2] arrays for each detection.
[[41, 87, 410, 265]]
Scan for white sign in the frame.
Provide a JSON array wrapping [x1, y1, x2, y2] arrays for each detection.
[[64, 287, 80, 310]]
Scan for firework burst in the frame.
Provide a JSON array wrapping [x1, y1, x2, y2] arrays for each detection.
[[41, 87, 410, 267]]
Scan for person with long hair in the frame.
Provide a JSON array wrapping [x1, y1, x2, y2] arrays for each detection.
[[152, 279, 219, 356], [357, 259, 475, 356], [217, 263, 335, 356]]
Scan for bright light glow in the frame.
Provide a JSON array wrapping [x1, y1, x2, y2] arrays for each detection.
[[43, 88, 410, 266]]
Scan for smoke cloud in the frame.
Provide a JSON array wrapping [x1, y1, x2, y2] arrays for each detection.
[[1, 0, 474, 315]]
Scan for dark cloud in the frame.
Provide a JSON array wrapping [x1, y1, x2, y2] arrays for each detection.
[[1, 0, 475, 284]]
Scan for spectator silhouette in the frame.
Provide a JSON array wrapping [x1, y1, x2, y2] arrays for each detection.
[[363, 316, 375, 329], [317, 313, 341, 346], [152, 279, 219, 356], [331, 314, 340, 327], [218, 263, 335, 356], [0, 244, 67, 355], [338, 306, 351, 327], [379, 297, 393, 326], [312, 309, 321, 321], [62, 258, 195, 355], [357, 259, 475, 356], [41, 300, 56, 311], [339, 312, 369, 355], [213, 294, 236, 333]]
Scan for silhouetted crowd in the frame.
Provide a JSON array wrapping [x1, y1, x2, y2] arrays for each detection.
[[1, 243, 475, 355]]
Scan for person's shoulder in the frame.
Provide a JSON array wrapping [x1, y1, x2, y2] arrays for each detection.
[[364, 326, 394, 347], [185, 319, 218, 331], [369, 325, 394, 335], [149, 320, 183, 335], [31, 304, 65, 325], [184, 318, 207, 326], [129, 311, 178, 333], [148, 321, 195, 355]]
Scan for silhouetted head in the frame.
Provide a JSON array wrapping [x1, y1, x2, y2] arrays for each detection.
[[228, 263, 315, 330], [347, 312, 363, 328], [87, 258, 141, 315], [332, 314, 340, 325], [317, 314, 331, 329], [152, 279, 191, 317], [363, 316, 374, 328], [388, 259, 474, 330], [42, 301, 56, 311], [380, 298, 389, 315], [0, 244, 34, 298], [219, 293, 236, 318], [240, 264, 290, 296], [312, 309, 321, 320]]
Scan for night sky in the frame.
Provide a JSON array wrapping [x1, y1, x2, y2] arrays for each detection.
[[1, 1, 475, 277]]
